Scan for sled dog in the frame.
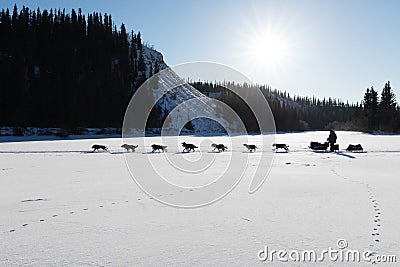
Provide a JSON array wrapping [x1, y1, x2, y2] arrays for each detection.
[[151, 144, 167, 152], [272, 143, 289, 152], [243, 144, 258, 152], [92, 144, 108, 152], [121, 144, 138, 152], [181, 142, 198, 152], [211, 143, 228, 152]]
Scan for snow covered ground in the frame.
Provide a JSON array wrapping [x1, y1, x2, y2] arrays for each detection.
[[0, 131, 399, 266]]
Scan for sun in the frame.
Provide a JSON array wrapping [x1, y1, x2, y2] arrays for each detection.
[[248, 31, 288, 69], [234, 16, 302, 79]]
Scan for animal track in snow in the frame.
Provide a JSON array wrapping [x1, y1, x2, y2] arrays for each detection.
[[6, 188, 206, 234], [331, 165, 383, 262], [21, 198, 46, 203], [4, 199, 132, 234]]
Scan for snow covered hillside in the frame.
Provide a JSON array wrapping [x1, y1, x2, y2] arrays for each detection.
[[141, 44, 169, 76], [146, 68, 231, 134], [0, 131, 399, 266]]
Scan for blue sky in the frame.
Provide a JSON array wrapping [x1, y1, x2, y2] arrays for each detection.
[[3, 0, 400, 102]]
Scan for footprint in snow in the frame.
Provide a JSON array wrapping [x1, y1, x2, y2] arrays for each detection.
[[5, 199, 136, 235], [332, 166, 383, 250], [21, 198, 46, 203]]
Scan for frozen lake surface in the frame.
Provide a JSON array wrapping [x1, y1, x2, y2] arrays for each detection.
[[0, 131, 399, 266]]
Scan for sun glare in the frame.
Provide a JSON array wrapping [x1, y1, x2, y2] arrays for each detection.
[[234, 10, 303, 80], [248, 32, 288, 69]]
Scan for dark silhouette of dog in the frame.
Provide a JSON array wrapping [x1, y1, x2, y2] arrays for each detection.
[[211, 143, 228, 152], [243, 144, 258, 152], [272, 143, 289, 152], [121, 144, 138, 152], [151, 144, 167, 153], [92, 144, 108, 152], [346, 144, 363, 152], [181, 142, 198, 152], [309, 142, 329, 151]]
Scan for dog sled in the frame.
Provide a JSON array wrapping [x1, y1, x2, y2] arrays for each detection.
[[309, 141, 329, 151], [346, 144, 363, 152], [309, 141, 339, 152]]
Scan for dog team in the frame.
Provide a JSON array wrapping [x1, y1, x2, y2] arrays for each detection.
[[91, 131, 363, 153], [91, 142, 262, 153]]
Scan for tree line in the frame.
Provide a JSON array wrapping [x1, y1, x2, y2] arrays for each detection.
[[191, 82, 364, 132], [0, 5, 161, 129], [356, 81, 400, 132]]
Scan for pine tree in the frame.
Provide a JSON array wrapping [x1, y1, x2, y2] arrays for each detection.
[[137, 31, 142, 51], [362, 87, 379, 131], [11, 4, 18, 26], [379, 81, 397, 131]]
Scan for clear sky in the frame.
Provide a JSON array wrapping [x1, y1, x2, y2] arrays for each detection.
[[2, 0, 400, 102]]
